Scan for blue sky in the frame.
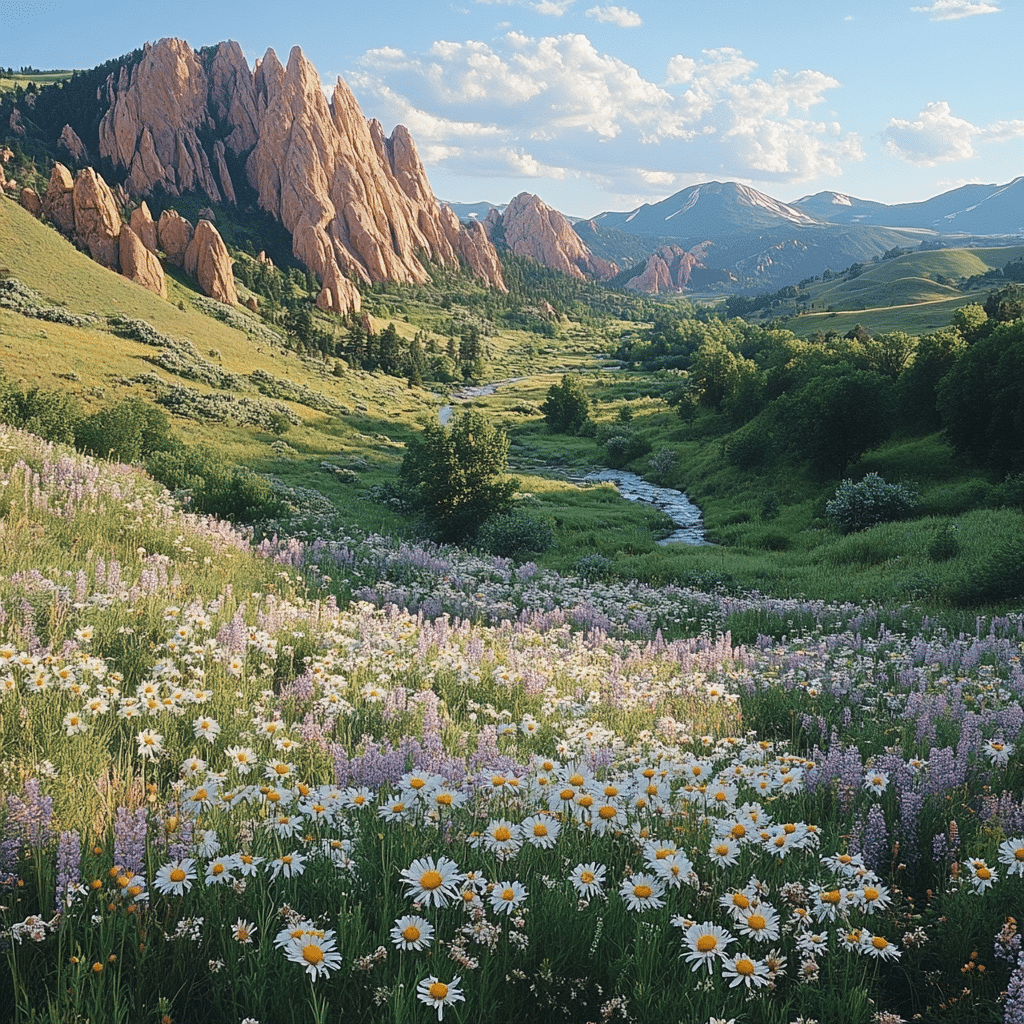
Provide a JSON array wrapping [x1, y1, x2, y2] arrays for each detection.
[[3, 0, 1022, 216]]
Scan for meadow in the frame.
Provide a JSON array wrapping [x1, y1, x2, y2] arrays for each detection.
[[1, 425, 1023, 1024]]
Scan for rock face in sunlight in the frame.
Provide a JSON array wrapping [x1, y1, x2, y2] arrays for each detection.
[[492, 192, 619, 281], [624, 244, 707, 294], [184, 219, 237, 306], [96, 38, 507, 314]]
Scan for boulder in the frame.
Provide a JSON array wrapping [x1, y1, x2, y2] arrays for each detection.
[[184, 219, 237, 305], [129, 201, 158, 253], [42, 163, 76, 236], [19, 187, 42, 218], [72, 168, 122, 270], [157, 209, 193, 266], [119, 223, 167, 298]]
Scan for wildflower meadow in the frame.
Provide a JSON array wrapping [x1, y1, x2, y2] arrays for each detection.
[[1, 425, 1023, 1024]]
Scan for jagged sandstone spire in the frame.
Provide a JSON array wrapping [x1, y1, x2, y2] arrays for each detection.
[[96, 38, 506, 314]]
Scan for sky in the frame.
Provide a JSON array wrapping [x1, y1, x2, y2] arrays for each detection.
[[3, 0, 1023, 217]]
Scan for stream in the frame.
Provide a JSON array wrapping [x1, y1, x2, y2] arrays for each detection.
[[438, 378, 709, 545]]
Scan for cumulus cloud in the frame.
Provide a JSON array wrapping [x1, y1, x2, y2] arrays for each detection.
[[585, 5, 643, 27], [909, 1, 1000, 20], [882, 101, 1023, 165], [352, 33, 862, 199]]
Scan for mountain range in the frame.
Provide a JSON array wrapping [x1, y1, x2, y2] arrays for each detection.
[[3, 37, 1023, 302]]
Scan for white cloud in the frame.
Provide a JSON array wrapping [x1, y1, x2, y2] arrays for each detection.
[[585, 5, 643, 27], [909, 1, 1000, 20], [881, 101, 1023, 165], [353, 33, 862, 200]]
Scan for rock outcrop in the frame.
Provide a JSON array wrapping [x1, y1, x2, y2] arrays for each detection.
[[496, 192, 618, 281], [129, 201, 158, 253], [42, 163, 77, 235], [157, 209, 193, 267], [19, 187, 42, 218], [184, 219, 237, 305], [119, 223, 167, 298], [624, 244, 708, 294], [58, 124, 90, 165], [95, 37, 506, 313], [99, 38, 226, 202], [72, 168, 122, 269]]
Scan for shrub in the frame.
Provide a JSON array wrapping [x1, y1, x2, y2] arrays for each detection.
[[825, 473, 919, 533], [477, 511, 554, 559], [945, 533, 1024, 605], [603, 431, 651, 469], [573, 553, 611, 580], [75, 398, 175, 463], [541, 374, 591, 434], [398, 411, 519, 544], [928, 523, 960, 562]]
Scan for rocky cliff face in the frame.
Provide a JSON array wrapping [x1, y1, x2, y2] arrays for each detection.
[[96, 38, 506, 312], [624, 244, 709, 294], [496, 192, 618, 281]]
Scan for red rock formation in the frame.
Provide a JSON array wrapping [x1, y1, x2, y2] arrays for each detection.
[[129, 201, 158, 253], [157, 209, 194, 267], [72, 168, 122, 270], [119, 224, 167, 298], [498, 193, 617, 281], [624, 244, 705, 294], [20, 187, 42, 218], [42, 163, 76, 235], [58, 124, 89, 165], [99, 38, 222, 201], [184, 219, 237, 305], [95, 37, 506, 312]]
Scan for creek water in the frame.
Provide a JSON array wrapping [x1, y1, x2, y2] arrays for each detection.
[[438, 378, 709, 545], [580, 468, 709, 546]]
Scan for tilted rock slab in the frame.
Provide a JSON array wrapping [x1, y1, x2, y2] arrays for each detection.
[[72, 168, 122, 270], [96, 37, 506, 314], [119, 223, 167, 298], [498, 192, 618, 281], [184, 219, 237, 305]]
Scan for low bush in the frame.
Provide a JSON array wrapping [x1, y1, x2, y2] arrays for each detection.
[[825, 473, 919, 533], [476, 510, 555, 559]]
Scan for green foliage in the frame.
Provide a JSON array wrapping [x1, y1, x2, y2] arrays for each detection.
[[541, 374, 591, 434], [928, 523, 960, 562], [825, 473, 919, 533], [775, 367, 896, 477], [602, 430, 652, 469], [398, 411, 519, 543], [896, 330, 965, 434], [944, 529, 1024, 605], [0, 373, 81, 445], [476, 509, 554, 559], [936, 320, 1024, 476], [74, 398, 175, 463]]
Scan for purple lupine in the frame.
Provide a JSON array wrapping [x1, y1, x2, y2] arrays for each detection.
[[857, 804, 889, 872], [54, 830, 81, 907], [1005, 947, 1024, 1024], [113, 806, 149, 876]]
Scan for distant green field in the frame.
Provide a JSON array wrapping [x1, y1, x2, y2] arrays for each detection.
[[0, 71, 72, 93]]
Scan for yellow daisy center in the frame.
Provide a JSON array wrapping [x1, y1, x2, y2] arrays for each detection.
[[169, 868, 186, 883], [580, 871, 595, 884], [598, 805, 617, 820], [696, 935, 717, 953], [732, 893, 750, 909], [736, 958, 755, 976], [864, 887, 879, 901], [634, 885, 652, 899], [501, 887, 515, 901], [302, 944, 324, 966], [420, 870, 443, 890], [402, 925, 421, 942], [428, 982, 448, 1000], [872, 936, 889, 950], [569, 773, 585, 786], [748, 914, 766, 930], [533, 823, 549, 837], [493, 826, 512, 842]]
